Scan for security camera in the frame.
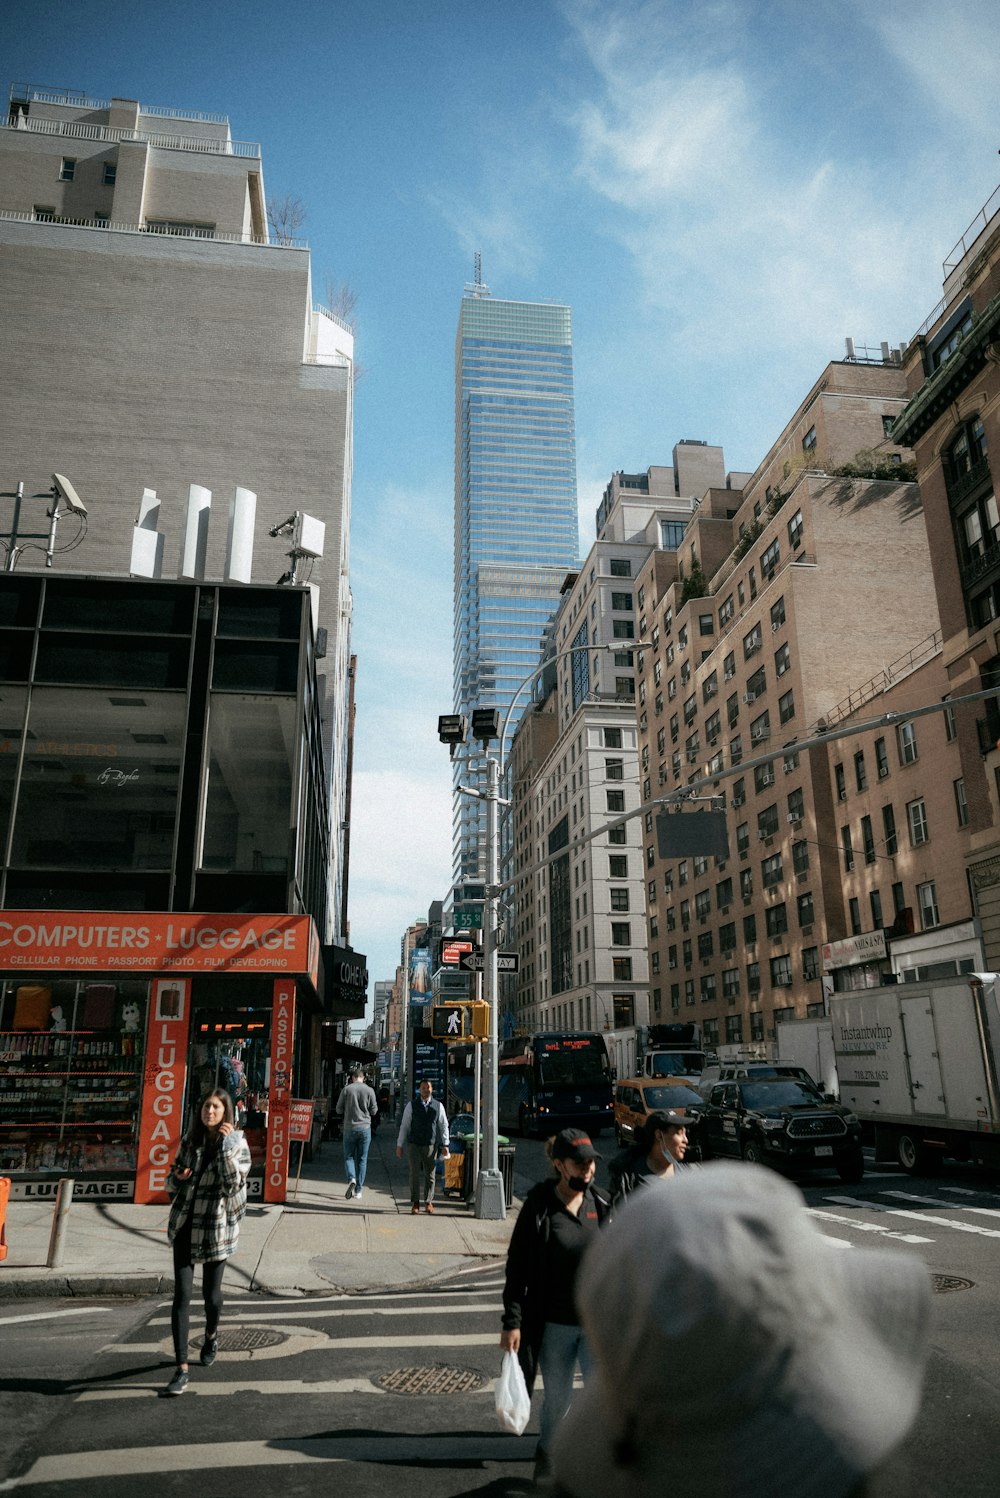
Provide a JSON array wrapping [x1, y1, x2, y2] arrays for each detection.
[[51, 473, 88, 517]]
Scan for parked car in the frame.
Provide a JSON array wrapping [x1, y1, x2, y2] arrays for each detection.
[[697, 1058, 820, 1099], [700, 1077, 864, 1182], [613, 1076, 706, 1151]]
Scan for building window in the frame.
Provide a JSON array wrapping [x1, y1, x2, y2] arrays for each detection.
[[870, 889, 884, 928], [835, 763, 846, 801], [787, 788, 804, 823], [778, 689, 795, 725], [897, 722, 918, 765], [607, 789, 625, 814], [698, 932, 713, 960], [719, 594, 735, 628], [797, 890, 814, 927], [754, 762, 775, 793], [610, 559, 631, 577], [841, 825, 855, 872], [792, 839, 809, 876], [942, 700, 958, 741], [750, 709, 770, 744], [716, 877, 733, 910], [861, 815, 876, 864], [854, 751, 867, 792], [747, 962, 761, 995], [611, 922, 631, 946], [612, 956, 633, 981], [760, 539, 780, 579], [743, 912, 757, 943], [723, 967, 740, 1000], [848, 897, 862, 935], [59, 157, 76, 181], [770, 954, 792, 987], [875, 737, 889, 779], [611, 592, 633, 611], [882, 803, 898, 856], [102, 161, 117, 185], [605, 758, 624, 780], [917, 881, 940, 930], [610, 888, 630, 912], [954, 778, 969, 828], [770, 597, 786, 630], [774, 642, 790, 676], [802, 425, 817, 454], [907, 799, 929, 847], [699, 613, 714, 637], [720, 921, 737, 953], [765, 904, 788, 938], [736, 822, 750, 857], [762, 853, 783, 889], [743, 624, 763, 659], [750, 1009, 764, 1042], [758, 804, 779, 839], [604, 727, 623, 748], [608, 825, 626, 845], [724, 650, 736, 681], [803, 947, 820, 981], [787, 509, 803, 549]]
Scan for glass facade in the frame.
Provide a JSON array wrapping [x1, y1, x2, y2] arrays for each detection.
[[453, 294, 579, 879]]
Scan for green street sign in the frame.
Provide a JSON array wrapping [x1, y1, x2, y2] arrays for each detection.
[[453, 908, 483, 929]]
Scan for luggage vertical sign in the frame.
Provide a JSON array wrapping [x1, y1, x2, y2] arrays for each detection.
[[265, 978, 296, 1202], [135, 978, 191, 1204]]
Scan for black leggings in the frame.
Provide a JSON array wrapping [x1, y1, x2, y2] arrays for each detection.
[[171, 1217, 227, 1366]]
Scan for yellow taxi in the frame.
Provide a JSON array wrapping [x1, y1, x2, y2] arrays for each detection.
[[613, 1075, 706, 1149]]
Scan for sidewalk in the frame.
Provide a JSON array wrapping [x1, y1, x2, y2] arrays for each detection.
[[0, 1130, 515, 1300]]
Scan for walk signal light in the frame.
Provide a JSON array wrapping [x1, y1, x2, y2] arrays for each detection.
[[432, 1003, 471, 1040], [431, 1001, 490, 1042]]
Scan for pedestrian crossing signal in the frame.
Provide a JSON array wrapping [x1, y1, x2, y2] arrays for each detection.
[[432, 1003, 472, 1040], [431, 1002, 490, 1042]]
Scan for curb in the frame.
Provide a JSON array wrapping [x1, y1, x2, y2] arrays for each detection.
[[0, 1272, 172, 1301]]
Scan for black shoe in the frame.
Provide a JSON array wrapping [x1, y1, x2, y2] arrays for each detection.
[[200, 1337, 218, 1368], [165, 1367, 189, 1396]]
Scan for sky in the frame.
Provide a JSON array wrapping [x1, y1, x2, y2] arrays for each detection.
[[4, 0, 999, 1024]]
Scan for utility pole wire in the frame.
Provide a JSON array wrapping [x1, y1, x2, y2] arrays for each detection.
[[499, 684, 998, 898]]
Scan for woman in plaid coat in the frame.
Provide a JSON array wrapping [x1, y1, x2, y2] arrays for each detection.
[[164, 1088, 251, 1396]]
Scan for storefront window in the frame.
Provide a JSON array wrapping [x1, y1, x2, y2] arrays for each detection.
[[0, 976, 148, 1176], [0, 686, 28, 855], [201, 694, 295, 872], [9, 687, 185, 871]]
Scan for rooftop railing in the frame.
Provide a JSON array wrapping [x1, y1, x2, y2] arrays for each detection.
[[4, 115, 258, 158], [10, 83, 229, 125], [0, 208, 306, 250], [821, 630, 943, 729]]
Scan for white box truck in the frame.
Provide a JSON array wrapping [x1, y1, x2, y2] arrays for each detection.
[[830, 974, 1000, 1173], [775, 1017, 838, 1098]]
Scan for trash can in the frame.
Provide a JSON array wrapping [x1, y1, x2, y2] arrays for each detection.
[[459, 1137, 512, 1203]]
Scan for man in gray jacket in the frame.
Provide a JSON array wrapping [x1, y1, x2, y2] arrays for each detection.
[[336, 1067, 378, 1200], [396, 1079, 450, 1213]]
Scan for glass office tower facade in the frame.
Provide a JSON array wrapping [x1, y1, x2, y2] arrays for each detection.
[[453, 291, 580, 881]]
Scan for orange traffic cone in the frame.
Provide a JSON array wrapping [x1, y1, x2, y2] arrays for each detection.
[[0, 1176, 10, 1262]]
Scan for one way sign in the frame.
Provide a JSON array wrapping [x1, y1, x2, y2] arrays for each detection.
[[459, 950, 520, 973]]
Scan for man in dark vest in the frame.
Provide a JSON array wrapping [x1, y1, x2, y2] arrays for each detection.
[[396, 1079, 450, 1213]]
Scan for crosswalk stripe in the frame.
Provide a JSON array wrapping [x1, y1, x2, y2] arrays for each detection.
[[75, 1378, 498, 1402], [145, 1302, 497, 1326], [0, 1307, 105, 1328], [109, 1332, 501, 1355], [882, 1190, 1000, 1219], [809, 1208, 932, 1244], [9, 1433, 536, 1486], [825, 1194, 1000, 1239]]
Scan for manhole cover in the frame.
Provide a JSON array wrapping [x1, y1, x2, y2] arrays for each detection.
[[931, 1273, 975, 1294], [216, 1326, 289, 1351], [376, 1364, 488, 1395]]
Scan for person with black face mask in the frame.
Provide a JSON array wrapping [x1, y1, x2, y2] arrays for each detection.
[[607, 1108, 694, 1210], [500, 1128, 610, 1483]]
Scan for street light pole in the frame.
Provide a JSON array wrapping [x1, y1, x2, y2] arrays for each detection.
[[475, 750, 505, 1218]]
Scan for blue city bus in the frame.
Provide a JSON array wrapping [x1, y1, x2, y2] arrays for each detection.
[[498, 1032, 614, 1138]]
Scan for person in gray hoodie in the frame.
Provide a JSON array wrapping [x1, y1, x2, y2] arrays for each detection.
[[336, 1067, 379, 1200]]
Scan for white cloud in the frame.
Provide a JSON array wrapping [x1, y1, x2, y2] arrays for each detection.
[[863, 1, 1000, 138]]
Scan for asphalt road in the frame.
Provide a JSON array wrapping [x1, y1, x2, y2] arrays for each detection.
[[1, 1142, 998, 1497]]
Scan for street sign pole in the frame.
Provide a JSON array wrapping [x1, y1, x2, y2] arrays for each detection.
[[475, 752, 505, 1220]]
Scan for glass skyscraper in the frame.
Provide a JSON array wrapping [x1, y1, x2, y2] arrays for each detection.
[[453, 288, 580, 881]]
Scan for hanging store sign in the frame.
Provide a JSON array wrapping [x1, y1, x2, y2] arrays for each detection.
[[134, 977, 192, 1204], [265, 978, 296, 1203], [0, 911, 319, 985]]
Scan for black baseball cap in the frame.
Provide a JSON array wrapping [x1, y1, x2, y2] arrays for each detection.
[[551, 1128, 601, 1163]]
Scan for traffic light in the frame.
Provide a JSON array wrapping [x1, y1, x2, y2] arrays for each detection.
[[431, 1003, 471, 1041], [468, 1002, 490, 1040]]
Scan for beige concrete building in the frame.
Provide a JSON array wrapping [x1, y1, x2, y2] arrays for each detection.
[[636, 360, 937, 1050], [0, 84, 355, 940], [891, 184, 1000, 968]]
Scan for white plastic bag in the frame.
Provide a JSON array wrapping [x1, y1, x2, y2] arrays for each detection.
[[495, 1349, 531, 1435]]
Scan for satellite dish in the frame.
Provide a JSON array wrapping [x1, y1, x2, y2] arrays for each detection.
[[51, 473, 88, 517]]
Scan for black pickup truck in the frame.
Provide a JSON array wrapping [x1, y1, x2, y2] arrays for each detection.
[[700, 1077, 864, 1182]]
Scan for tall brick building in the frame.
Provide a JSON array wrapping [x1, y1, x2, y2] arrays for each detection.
[[891, 183, 1000, 966], [635, 359, 941, 1050]]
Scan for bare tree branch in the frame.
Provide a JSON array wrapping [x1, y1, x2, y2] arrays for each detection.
[[267, 193, 306, 245]]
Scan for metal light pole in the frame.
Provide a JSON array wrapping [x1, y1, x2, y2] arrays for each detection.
[[474, 749, 505, 1219]]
